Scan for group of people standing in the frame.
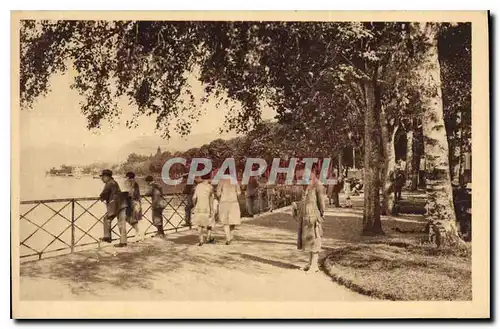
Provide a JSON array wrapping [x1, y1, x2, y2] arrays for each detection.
[[98, 169, 167, 247], [326, 175, 355, 208], [98, 169, 245, 248], [96, 167, 347, 274]]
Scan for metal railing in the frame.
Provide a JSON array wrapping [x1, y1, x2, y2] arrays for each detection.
[[19, 185, 304, 262], [19, 193, 189, 262]]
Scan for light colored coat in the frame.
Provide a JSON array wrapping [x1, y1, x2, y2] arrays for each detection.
[[216, 178, 241, 225], [293, 182, 325, 252], [192, 181, 214, 227]]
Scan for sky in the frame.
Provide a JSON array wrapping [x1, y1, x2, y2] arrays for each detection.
[[20, 68, 277, 171]]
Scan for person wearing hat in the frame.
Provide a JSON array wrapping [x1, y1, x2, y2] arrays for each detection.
[[145, 175, 166, 238], [124, 172, 144, 241], [99, 169, 128, 247]]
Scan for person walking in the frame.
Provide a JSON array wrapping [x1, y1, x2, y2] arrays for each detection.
[[99, 169, 128, 247], [266, 185, 276, 212], [326, 175, 336, 206], [216, 176, 242, 245], [245, 176, 258, 217], [394, 166, 405, 201], [292, 170, 325, 273], [332, 175, 343, 208], [145, 175, 167, 238], [192, 174, 216, 246], [124, 172, 144, 241]]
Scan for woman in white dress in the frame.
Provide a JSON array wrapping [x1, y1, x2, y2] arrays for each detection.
[[216, 177, 241, 245], [192, 174, 216, 246]]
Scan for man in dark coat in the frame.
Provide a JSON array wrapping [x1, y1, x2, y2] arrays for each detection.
[[99, 169, 128, 247], [332, 176, 344, 208], [245, 176, 259, 217], [182, 173, 195, 228], [146, 175, 166, 238], [394, 167, 405, 201]]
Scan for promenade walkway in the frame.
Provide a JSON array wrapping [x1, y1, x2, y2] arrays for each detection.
[[20, 202, 379, 301]]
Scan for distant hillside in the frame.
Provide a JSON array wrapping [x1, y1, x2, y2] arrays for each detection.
[[20, 131, 242, 176], [115, 131, 240, 159]]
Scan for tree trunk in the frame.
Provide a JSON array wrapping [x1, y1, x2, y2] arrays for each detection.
[[406, 128, 415, 188], [353, 148, 356, 170], [407, 121, 421, 191], [450, 110, 463, 186], [338, 150, 343, 177], [381, 113, 398, 216], [412, 23, 464, 248], [362, 71, 383, 236]]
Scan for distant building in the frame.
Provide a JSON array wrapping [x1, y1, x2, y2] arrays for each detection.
[[156, 146, 161, 156], [73, 167, 83, 178]]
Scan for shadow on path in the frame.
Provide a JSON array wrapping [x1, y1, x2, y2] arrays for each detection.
[[230, 252, 301, 270]]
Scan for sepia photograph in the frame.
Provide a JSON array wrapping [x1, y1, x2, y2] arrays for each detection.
[[11, 10, 490, 319]]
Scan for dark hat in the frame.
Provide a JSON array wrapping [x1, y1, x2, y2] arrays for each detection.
[[100, 169, 113, 177], [145, 175, 154, 182], [125, 172, 136, 179]]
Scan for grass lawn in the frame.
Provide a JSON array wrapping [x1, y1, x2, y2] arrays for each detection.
[[321, 190, 471, 301], [322, 224, 472, 301]]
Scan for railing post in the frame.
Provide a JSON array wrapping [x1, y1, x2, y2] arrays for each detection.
[[71, 199, 75, 253]]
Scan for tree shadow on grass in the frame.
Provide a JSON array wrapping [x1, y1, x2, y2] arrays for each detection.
[[325, 242, 470, 277], [324, 241, 472, 300]]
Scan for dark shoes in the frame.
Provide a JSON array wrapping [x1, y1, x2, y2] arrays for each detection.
[[114, 243, 127, 248], [100, 237, 112, 243], [199, 238, 215, 246]]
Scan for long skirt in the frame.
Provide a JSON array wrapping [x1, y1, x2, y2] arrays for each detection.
[[126, 200, 142, 225], [297, 218, 322, 252], [152, 208, 163, 226], [218, 201, 241, 225], [192, 211, 214, 227]]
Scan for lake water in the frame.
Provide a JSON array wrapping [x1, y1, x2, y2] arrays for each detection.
[[18, 175, 301, 261], [19, 175, 187, 261], [20, 174, 183, 201]]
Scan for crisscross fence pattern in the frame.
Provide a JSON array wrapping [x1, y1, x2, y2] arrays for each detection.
[[19, 193, 189, 262], [19, 185, 304, 263]]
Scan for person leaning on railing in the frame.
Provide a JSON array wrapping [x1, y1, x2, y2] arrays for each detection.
[[182, 173, 195, 228], [145, 175, 167, 238], [124, 172, 144, 241], [99, 169, 128, 247]]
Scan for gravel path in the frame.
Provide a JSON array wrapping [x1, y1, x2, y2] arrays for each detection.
[[20, 205, 372, 301]]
